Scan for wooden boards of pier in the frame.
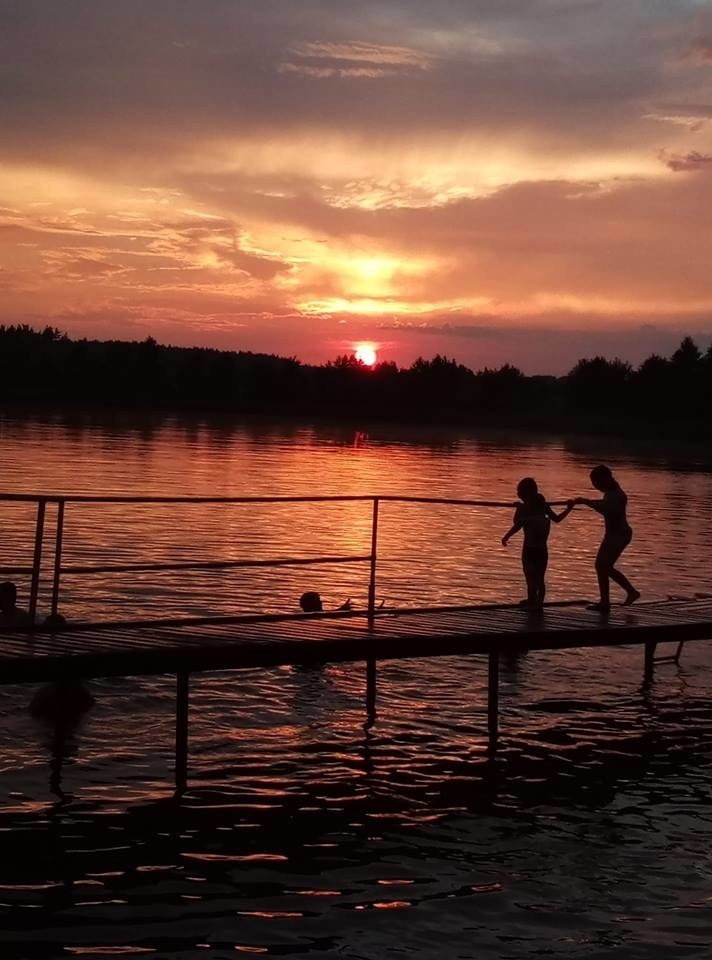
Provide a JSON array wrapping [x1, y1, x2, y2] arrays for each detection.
[[2, 597, 712, 791], [2, 597, 712, 685]]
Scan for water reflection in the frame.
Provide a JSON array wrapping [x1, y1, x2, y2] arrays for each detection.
[[1, 414, 711, 622], [3, 662, 712, 957], [2, 417, 712, 957], [27, 680, 94, 800]]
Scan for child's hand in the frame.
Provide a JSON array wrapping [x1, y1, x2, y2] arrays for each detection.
[[566, 499, 575, 509], [501, 536, 508, 547]]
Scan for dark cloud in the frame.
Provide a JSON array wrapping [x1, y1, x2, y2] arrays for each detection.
[[377, 317, 712, 374], [682, 36, 712, 64], [664, 150, 712, 171], [0, 0, 700, 170]]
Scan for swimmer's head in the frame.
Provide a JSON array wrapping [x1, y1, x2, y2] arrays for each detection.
[[0, 581, 17, 613], [299, 591, 323, 613]]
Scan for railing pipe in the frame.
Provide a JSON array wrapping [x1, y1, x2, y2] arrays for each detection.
[[60, 553, 371, 576], [1, 493, 572, 508], [0, 490, 582, 624], [379, 495, 571, 508], [367, 497, 379, 625], [0, 493, 377, 505], [51, 501, 66, 617], [28, 499, 46, 624]]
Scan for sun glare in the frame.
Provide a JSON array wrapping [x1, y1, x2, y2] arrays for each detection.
[[355, 343, 378, 366]]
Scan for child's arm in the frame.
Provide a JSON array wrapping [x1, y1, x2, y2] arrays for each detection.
[[501, 522, 521, 546], [574, 497, 605, 515], [547, 500, 575, 523], [502, 507, 523, 546]]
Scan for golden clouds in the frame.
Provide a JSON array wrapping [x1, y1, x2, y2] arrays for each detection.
[[2, 1, 712, 369], [279, 41, 434, 78]]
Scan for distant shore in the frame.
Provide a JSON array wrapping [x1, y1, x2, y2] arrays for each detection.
[[2, 324, 711, 446]]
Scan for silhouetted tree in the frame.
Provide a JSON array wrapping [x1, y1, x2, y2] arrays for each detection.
[[668, 336, 704, 414], [566, 356, 632, 412], [1, 323, 711, 435], [633, 353, 671, 416]]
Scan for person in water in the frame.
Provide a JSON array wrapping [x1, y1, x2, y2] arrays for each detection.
[[0, 581, 32, 630], [574, 465, 640, 612], [299, 592, 352, 613], [502, 478, 574, 608]]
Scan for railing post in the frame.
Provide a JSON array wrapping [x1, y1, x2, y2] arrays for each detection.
[[28, 499, 46, 625], [51, 501, 66, 617], [367, 497, 379, 625], [487, 651, 500, 753], [175, 672, 190, 794]]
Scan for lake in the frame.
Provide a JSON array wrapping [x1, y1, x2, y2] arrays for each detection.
[[1, 413, 712, 959]]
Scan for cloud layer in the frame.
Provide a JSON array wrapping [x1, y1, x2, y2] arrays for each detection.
[[2, 0, 712, 371]]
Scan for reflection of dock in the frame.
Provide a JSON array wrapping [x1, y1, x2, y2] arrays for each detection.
[[2, 597, 712, 791]]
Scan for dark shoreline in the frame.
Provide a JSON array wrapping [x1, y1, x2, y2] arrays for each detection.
[[3, 326, 711, 451]]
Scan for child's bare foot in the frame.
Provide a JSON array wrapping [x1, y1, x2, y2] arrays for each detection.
[[586, 601, 611, 613], [623, 589, 641, 606]]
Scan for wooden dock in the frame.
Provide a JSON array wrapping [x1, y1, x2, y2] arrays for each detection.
[[2, 596, 712, 791]]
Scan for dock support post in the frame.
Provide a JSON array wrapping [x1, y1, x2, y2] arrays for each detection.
[[365, 658, 377, 728], [487, 651, 499, 752], [175, 672, 189, 794], [644, 641, 656, 684]]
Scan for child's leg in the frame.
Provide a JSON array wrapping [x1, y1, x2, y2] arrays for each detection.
[[537, 549, 549, 605], [529, 563, 545, 605], [594, 542, 612, 606], [522, 554, 537, 604], [524, 566, 537, 603], [524, 550, 546, 606], [598, 534, 638, 603], [537, 574, 546, 605], [610, 567, 639, 601]]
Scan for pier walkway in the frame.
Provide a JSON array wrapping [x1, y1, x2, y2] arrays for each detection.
[[2, 491, 712, 790], [2, 596, 712, 789]]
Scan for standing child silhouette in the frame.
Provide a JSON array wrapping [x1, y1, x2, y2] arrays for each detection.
[[502, 478, 574, 609], [574, 464, 640, 612]]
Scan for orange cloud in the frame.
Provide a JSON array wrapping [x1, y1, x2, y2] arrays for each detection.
[[2, 0, 712, 371]]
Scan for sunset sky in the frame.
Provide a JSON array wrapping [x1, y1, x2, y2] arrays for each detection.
[[2, 0, 712, 373]]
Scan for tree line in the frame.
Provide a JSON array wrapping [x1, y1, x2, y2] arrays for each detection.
[[1, 324, 711, 434]]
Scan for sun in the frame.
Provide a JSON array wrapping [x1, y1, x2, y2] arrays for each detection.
[[354, 343, 378, 367]]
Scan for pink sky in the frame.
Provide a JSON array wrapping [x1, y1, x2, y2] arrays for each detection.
[[2, 1, 712, 372]]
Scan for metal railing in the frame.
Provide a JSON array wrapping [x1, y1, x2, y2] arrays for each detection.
[[0, 492, 565, 626]]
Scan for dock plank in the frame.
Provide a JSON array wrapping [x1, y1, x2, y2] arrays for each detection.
[[2, 597, 712, 685]]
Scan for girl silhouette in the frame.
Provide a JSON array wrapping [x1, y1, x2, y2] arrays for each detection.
[[502, 478, 573, 608], [575, 465, 640, 612]]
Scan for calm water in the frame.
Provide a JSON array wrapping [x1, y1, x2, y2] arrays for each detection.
[[2, 413, 712, 959]]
